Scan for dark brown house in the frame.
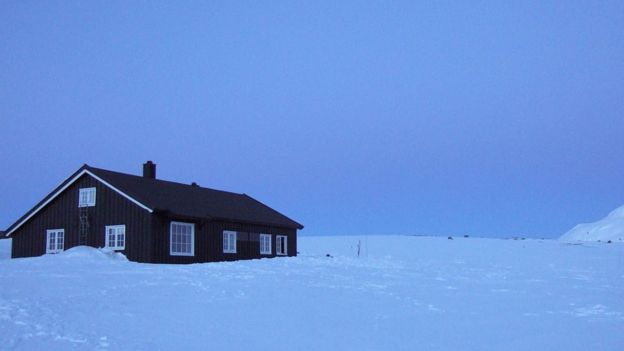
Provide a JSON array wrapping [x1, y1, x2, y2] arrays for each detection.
[[5, 161, 303, 263]]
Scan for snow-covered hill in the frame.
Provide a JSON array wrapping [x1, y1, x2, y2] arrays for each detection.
[[1, 236, 622, 350], [560, 205, 624, 242]]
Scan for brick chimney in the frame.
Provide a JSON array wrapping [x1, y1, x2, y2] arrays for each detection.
[[143, 161, 156, 179]]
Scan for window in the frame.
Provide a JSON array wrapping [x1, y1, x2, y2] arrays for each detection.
[[78, 187, 96, 207], [276, 235, 287, 256], [105, 225, 125, 250], [223, 231, 237, 254], [260, 234, 272, 255], [46, 229, 64, 254], [170, 221, 194, 256]]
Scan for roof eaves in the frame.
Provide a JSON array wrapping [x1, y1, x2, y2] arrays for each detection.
[[6, 166, 153, 237], [85, 168, 153, 214], [152, 209, 214, 223], [241, 194, 304, 230], [210, 216, 303, 230]]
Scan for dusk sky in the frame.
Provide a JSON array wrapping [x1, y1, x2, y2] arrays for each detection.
[[1, 1, 623, 238]]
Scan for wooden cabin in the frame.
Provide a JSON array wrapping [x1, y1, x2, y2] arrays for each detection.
[[6, 161, 303, 263]]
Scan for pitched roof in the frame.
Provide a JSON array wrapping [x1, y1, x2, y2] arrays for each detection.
[[86, 166, 303, 229], [6, 164, 303, 236]]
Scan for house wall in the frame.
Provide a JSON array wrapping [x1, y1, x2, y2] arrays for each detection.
[[10, 172, 300, 264], [11, 174, 153, 262], [150, 214, 297, 264]]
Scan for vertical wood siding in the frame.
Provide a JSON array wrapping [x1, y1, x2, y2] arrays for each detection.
[[11, 174, 299, 264], [151, 216, 297, 264], [11, 174, 153, 262]]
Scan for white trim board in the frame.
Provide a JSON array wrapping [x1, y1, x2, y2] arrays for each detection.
[[6, 168, 153, 236], [86, 170, 153, 213]]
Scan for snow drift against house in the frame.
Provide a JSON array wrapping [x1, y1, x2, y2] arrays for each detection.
[[560, 205, 624, 242]]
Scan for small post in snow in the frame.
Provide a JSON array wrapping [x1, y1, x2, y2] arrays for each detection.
[[357, 240, 361, 257]]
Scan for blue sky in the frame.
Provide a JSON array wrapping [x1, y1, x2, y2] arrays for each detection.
[[1, 1, 623, 238]]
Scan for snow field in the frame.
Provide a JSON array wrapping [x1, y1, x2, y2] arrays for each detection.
[[0, 236, 622, 350]]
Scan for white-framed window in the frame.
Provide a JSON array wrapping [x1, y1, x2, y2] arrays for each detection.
[[223, 230, 237, 254], [78, 187, 96, 207], [276, 235, 288, 256], [46, 229, 64, 254], [260, 234, 272, 255], [105, 225, 125, 250], [170, 221, 194, 256]]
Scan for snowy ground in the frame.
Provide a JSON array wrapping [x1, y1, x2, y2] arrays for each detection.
[[1, 236, 622, 351]]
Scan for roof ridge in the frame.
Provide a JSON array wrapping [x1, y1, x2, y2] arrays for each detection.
[[86, 165, 245, 197]]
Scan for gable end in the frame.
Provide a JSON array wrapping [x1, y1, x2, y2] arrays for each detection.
[[6, 168, 153, 236]]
